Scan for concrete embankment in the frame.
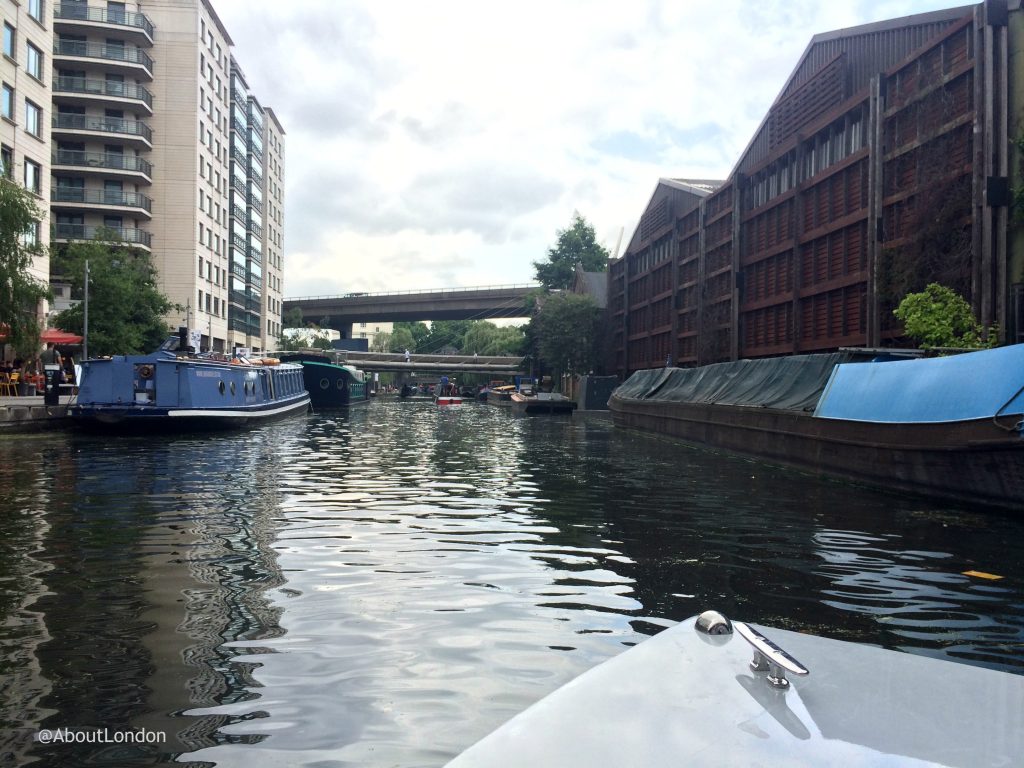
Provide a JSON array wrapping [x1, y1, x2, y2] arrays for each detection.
[[0, 396, 75, 434]]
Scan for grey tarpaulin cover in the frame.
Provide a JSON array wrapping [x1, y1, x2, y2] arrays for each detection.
[[613, 353, 858, 413]]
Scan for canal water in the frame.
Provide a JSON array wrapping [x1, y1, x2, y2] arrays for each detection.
[[1, 399, 1022, 767]]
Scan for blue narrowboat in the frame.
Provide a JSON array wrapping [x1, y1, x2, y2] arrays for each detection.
[[71, 335, 310, 431]]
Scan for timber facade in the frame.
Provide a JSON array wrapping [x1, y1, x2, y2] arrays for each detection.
[[609, 2, 1022, 377]]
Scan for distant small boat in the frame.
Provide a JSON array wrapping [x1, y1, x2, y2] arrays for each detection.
[[435, 377, 462, 406], [486, 384, 516, 407], [447, 610, 1024, 767], [276, 352, 369, 408], [510, 390, 577, 415], [72, 335, 309, 431]]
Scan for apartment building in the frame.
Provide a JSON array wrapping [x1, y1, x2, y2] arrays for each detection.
[[48, 0, 283, 354], [2, 0, 52, 299]]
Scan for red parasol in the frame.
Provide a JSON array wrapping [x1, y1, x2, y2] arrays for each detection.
[[40, 328, 83, 344]]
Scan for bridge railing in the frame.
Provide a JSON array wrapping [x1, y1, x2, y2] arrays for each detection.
[[285, 283, 539, 301]]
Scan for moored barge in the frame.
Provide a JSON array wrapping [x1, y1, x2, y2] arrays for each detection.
[[609, 345, 1024, 509], [72, 335, 310, 431]]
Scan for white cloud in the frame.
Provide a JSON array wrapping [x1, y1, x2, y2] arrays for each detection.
[[211, 0, 966, 296]]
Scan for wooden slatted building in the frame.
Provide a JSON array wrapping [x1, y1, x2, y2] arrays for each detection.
[[609, 1, 1018, 377]]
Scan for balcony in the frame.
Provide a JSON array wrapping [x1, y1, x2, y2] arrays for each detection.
[[52, 149, 153, 183], [54, 4, 155, 46], [51, 187, 153, 217], [53, 222, 153, 250], [53, 75, 153, 115], [53, 39, 153, 80], [52, 113, 153, 149], [247, 195, 262, 214], [231, 203, 247, 222]]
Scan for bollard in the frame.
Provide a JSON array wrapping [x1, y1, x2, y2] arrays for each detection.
[[43, 365, 60, 405]]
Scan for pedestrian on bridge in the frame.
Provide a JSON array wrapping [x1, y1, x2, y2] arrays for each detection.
[[404, 349, 411, 363]]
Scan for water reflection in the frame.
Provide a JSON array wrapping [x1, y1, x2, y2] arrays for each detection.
[[0, 401, 1021, 768]]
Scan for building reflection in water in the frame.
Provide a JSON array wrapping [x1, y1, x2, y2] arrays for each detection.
[[0, 424, 296, 766]]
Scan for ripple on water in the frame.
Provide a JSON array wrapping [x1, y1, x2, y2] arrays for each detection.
[[0, 402, 1022, 768]]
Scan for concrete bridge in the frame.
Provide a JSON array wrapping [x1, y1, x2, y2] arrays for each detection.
[[334, 350, 525, 375], [282, 284, 538, 336]]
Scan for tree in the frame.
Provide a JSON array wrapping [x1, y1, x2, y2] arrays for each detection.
[[534, 292, 602, 384], [893, 283, 997, 349], [532, 213, 609, 290], [462, 321, 525, 356], [391, 321, 429, 351], [0, 179, 50, 358], [51, 234, 177, 356], [387, 324, 417, 353]]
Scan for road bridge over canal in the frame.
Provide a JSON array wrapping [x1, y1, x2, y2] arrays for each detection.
[[282, 284, 538, 337]]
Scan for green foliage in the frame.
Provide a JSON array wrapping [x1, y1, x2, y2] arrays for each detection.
[[462, 322, 525, 356], [51, 234, 178, 356], [0, 178, 50, 358], [420, 320, 472, 353], [534, 292, 602, 380], [532, 213, 609, 290], [893, 283, 997, 349], [391, 321, 429, 352]]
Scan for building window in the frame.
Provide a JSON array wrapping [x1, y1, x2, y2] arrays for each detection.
[[23, 221, 39, 246], [0, 145, 11, 178], [26, 42, 42, 80], [24, 158, 40, 194], [28, 0, 44, 23], [3, 23, 13, 59], [24, 100, 40, 137], [1, 83, 12, 120]]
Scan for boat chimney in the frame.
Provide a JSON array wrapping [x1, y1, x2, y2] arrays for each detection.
[[178, 325, 192, 354]]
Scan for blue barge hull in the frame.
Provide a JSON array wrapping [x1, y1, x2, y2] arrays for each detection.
[[72, 339, 310, 431]]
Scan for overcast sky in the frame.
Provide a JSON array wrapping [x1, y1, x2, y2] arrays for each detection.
[[211, 0, 965, 299]]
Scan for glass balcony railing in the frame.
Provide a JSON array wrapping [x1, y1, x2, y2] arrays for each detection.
[[54, 4, 155, 40], [54, 40, 154, 73], [53, 222, 153, 247], [53, 76, 154, 109], [51, 187, 152, 211], [52, 112, 153, 142], [52, 149, 153, 177]]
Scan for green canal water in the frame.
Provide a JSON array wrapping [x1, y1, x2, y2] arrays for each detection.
[[1, 399, 1022, 767]]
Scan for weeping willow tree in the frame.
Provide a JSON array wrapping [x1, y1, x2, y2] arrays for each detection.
[[0, 178, 49, 358]]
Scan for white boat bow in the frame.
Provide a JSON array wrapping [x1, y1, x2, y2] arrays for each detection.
[[447, 611, 1024, 767]]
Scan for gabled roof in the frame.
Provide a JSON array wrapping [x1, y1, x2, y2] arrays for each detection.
[[572, 264, 608, 309], [661, 178, 724, 196]]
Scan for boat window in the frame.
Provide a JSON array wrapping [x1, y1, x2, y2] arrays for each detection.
[[218, 381, 225, 395]]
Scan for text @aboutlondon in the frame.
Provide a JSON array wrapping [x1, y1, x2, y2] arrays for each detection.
[[35, 728, 167, 745]]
